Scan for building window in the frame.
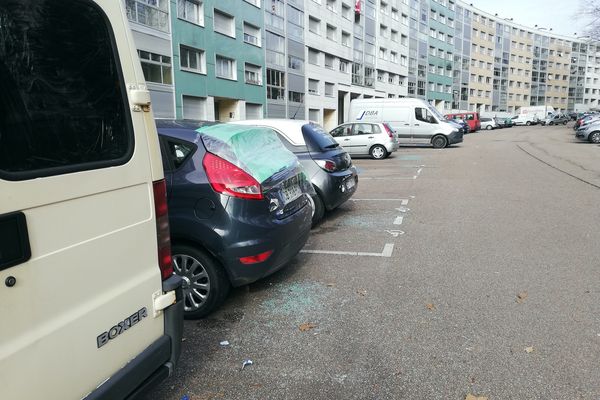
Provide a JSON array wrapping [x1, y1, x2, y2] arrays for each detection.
[[126, 0, 170, 32], [391, 51, 398, 63], [244, 0, 261, 7], [138, 50, 172, 84], [288, 91, 305, 103], [266, 31, 285, 66], [308, 79, 319, 94], [179, 45, 205, 73], [243, 22, 261, 47], [325, 54, 335, 69], [213, 9, 235, 37], [391, 29, 398, 42], [326, 0, 337, 12], [326, 24, 337, 41], [267, 69, 285, 100], [288, 56, 304, 72], [215, 55, 236, 80], [325, 82, 334, 97], [342, 31, 351, 47], [309, 16, 320, 34], [308, 48, 319, 65], [339, 60, 349, 73], [177, 0, 203, 25], [244, 63, 262, 85], [342, 3, 351, 19]]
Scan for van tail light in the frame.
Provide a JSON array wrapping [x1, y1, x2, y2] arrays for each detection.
[[240, 250, 273, 265], [315, 159, 337, 172], [153, 179, 173, 281], [203, 152, 263, 200], [383, 123, 395, 139]]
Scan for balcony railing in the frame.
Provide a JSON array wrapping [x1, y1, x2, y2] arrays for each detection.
[[126, 0, 170, 33]]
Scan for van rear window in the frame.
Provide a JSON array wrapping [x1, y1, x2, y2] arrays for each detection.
[[0, 0, 133, 180]]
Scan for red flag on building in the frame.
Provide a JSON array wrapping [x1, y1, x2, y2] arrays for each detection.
[[355, 0, 361, 14]]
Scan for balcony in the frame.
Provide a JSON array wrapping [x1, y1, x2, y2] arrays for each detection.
[[126, 0, 169, 33]]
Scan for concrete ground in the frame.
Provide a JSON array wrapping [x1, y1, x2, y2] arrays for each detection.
[[147, 124, 600, 400]]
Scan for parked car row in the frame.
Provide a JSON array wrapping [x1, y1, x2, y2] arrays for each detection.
[[156, 119, 358, 319], [574, 114, 600, 143]]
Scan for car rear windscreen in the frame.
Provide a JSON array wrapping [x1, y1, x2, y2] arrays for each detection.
[[301, 123, 339, 153]]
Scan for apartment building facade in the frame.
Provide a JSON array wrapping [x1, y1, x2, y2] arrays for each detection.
[[126, 0, 600, 121]]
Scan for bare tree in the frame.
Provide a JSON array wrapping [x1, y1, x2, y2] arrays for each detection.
[[578, 0, 600, 39]]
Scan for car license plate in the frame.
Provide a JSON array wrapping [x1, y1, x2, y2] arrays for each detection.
[[345, 177, 356, 190], [282, 176, 302, 203]]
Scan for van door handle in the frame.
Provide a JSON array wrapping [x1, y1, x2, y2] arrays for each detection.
[[0, 212, 31, 272], [343, 138, 350, 141], [414, 124, 420, 126], [368, 136, 374, 139], [404, 123, 410, 126]]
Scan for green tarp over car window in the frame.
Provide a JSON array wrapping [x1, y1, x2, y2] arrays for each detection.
[[198, 124, 299, 184]]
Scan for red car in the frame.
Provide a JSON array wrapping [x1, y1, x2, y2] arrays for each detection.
[[445, 112, 481, 132]]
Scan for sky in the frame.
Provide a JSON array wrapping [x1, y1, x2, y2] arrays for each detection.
[[468, 0, 590, 38]]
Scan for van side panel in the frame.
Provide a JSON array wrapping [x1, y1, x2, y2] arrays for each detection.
[[0, 1, 166, 399], [381, 106, 412, 143]]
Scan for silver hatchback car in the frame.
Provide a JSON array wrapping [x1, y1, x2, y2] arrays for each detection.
[[575, 121, 600, 143], [330, 122, 399, 159]]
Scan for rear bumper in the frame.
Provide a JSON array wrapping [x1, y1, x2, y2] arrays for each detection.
[[314, 166, 358, 211], [386, 142, 399, 152], [220, 202, 313, 287], [85, 275, 184, 400]]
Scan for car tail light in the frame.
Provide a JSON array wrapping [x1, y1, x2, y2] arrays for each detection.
[[240, 250, 273, 265], [315, 159, 337, 172], [203, 152, 263, 200], [153, 179, 173, 281], [383, 123, 395, 139]]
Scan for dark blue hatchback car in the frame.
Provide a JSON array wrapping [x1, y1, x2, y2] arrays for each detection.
[[156, 120, 313, 318]]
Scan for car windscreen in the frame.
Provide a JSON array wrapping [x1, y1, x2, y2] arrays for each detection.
[[301, 123, 339, 153]]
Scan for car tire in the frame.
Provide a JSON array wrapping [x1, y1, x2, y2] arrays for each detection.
[[309, 192, 325, 227], [431, 135, 448, 149], [370, 144, 387, 159], [172, 244, 230, 319], [486, 125, 492, 130], [590, 131, 600, 144], [526, 121, 531, 126], [563, 121, 568, 125]]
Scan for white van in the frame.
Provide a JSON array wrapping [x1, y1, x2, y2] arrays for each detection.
[[0, 1, 183, 399], [348, 98, 463, 148]]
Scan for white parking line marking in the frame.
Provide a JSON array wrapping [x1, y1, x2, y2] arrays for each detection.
[[360, 177, 417, 180], [384, 230, 405, 237], [395, 207, 410, 213], [301, 243, 395, 258], [393, 216, 404, 225], [351, 198, 411, 202]]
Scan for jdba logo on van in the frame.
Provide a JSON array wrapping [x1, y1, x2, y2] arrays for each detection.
[[357, 110, 378, 120], [97, 307, 148, 348]]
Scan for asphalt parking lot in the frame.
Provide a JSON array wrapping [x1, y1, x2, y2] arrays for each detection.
[[147, 124, 600, 400]]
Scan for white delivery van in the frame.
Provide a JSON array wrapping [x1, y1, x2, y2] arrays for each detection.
[[0, 1, 183, 399], [348, 98, 463, 148]]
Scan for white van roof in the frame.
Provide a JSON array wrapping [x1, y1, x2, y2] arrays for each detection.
[[350, 98, 432, 106]]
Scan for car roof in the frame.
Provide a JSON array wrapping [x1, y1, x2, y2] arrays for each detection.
[[155, 119, 218, 142], [230, 119, 313, 146]]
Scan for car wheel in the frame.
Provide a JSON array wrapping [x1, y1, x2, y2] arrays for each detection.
[[370, 145, 387, 159], [526, 121, 531, 126], [172, 245, 230, 319], [486, 125, 492, 130], [431, 135, 448, 149], [590, 131, 600, 144], [549, 122, 554, 125], [309, 192, 325, 227], [563, 121, 568, 125]]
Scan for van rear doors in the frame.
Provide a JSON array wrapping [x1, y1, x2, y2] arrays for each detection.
[[0, 1, 169, 398]]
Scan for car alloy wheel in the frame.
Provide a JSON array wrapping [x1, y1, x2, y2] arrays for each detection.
[[370, 145, 387, 159], [173, 253, 211, 313], [590, 131, 600, 144], [171, 245, 230, 319]]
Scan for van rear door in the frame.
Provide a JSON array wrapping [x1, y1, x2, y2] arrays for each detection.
[[0, 1, 166, 399]]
